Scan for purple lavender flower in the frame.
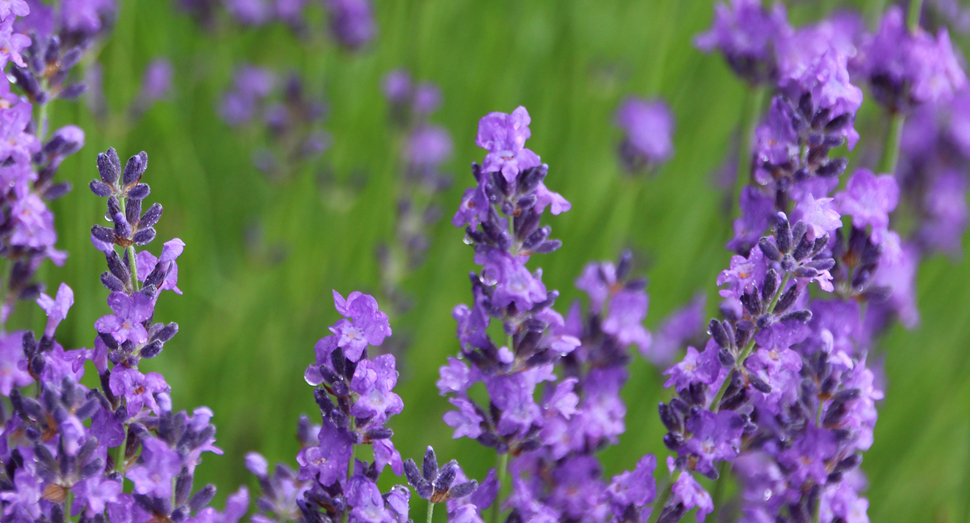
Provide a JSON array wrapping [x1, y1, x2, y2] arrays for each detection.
[[673, 473, 713, 522], [0, 0, 29, 19], [836, 169, 900, 245], [350, 354, 404, 422], [605, 455, 656, 518], [405, 124, 453, 168], [475, 106, 541, 183], [0, 333, 32, 394], [138, 58, 173, 104], [220, 65, 276, 126], [0, 16, 30, 69], [330, 290, 392, 361], [614, 97, 675, 172], [225, 0, 272, 25], [297, 418, 353, 486], [325, 0, 376, 50], [36, 282, 73, 337], [382, 69, 412, 105], [127, 437, 182, 498], [600, 289, 652, 353], [681, 410, 744, 478], [94, 291, 153, 344], [482, 250, 547, 311], [858, 6, 968, 111], [694, 0, 790, 84]]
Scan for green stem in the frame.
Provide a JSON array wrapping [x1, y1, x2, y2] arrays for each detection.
[[127, 245, 139, 290], [645, 475, 674, 523], [490, 452, 509, 523], [731, 85, 767, 220], [877, 113, 905, 175], [426, 500, 435, 523], [710, 461, 729, 520]]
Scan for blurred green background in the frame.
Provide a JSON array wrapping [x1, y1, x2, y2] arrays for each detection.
[[26, 0, 970, 521]]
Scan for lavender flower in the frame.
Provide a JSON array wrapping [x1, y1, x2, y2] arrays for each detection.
[[325, 0, 376, 50], [857, 6, 967, 112], [614, 97, 675, 172], [377, 71, 454, 326], [694, 0, 791, 85], [221, 68, 329, 178]]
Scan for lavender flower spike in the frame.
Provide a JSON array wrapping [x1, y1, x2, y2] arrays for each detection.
[[476, 106, 541, 183], [614, 97, 675, 172]]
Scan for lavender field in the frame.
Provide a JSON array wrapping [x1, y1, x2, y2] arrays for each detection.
[[0, 0, 967, 522]]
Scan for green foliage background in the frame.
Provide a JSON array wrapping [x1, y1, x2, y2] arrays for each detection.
[[25, 0, 970, 520]]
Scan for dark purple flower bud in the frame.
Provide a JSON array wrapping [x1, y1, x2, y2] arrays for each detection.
[[758, 237, 782, 261], [746, 373, 771, 393], [140, 203, 163, 229], [709, 319, 731, 349], [107, 196, 122, 216], [99, 149, 122, 185], [189, 485, 217, 512], [792, 237, 814, 262], [140, 341, 163, 359], [735, 320, 753, 347], [741, 288, 762, 316], [105, 265, 128, 296], [126, 198, 142, 227], [532, 240, 562, 254], [659, 402, 682, 433], [152, 323, 179, 343], [132, 227, 156, 246], [774, 284, 800, 314], [365, 426, 393, 440], [448, 480, 478, 499], [422, 446, 438, 481], [60, 47, 83, 71], [822, 401, 848, 428], [58, 83, 87, 100], [433, 460, 458, 492], [90, 179, 113, 197], [175, 470, 194, 507], [761, 268, 778, 302], [775, 218, 792, 253], [664, 432, 684, 451], [718, 346, 736, 367], [127, 183, 150, 200], [816, 157, 847, 177], [22, 331, 36, 358], [122, 152, 148, 186], [91, 225, 115, 243], [780, 310, 812, 323], [42, 182, 71, 201], [112, 212, 131, 238]]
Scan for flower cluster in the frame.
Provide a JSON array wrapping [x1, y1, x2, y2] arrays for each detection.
[[439, 107, 673, 523], [855, 6, 966, 114], [377, 70, 454, 317], [10, 0, 117, 119], [656, 0, 970, 520], [614, 97, 675, 173], [0, 2, 97, 324], [220, 65, 330, 179], [285, 289, 415, 522], [0, 146, 248, 523], [178, 0, 376, 51]]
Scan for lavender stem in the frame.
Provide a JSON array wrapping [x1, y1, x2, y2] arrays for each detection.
[[490, 452, 509, 523]]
